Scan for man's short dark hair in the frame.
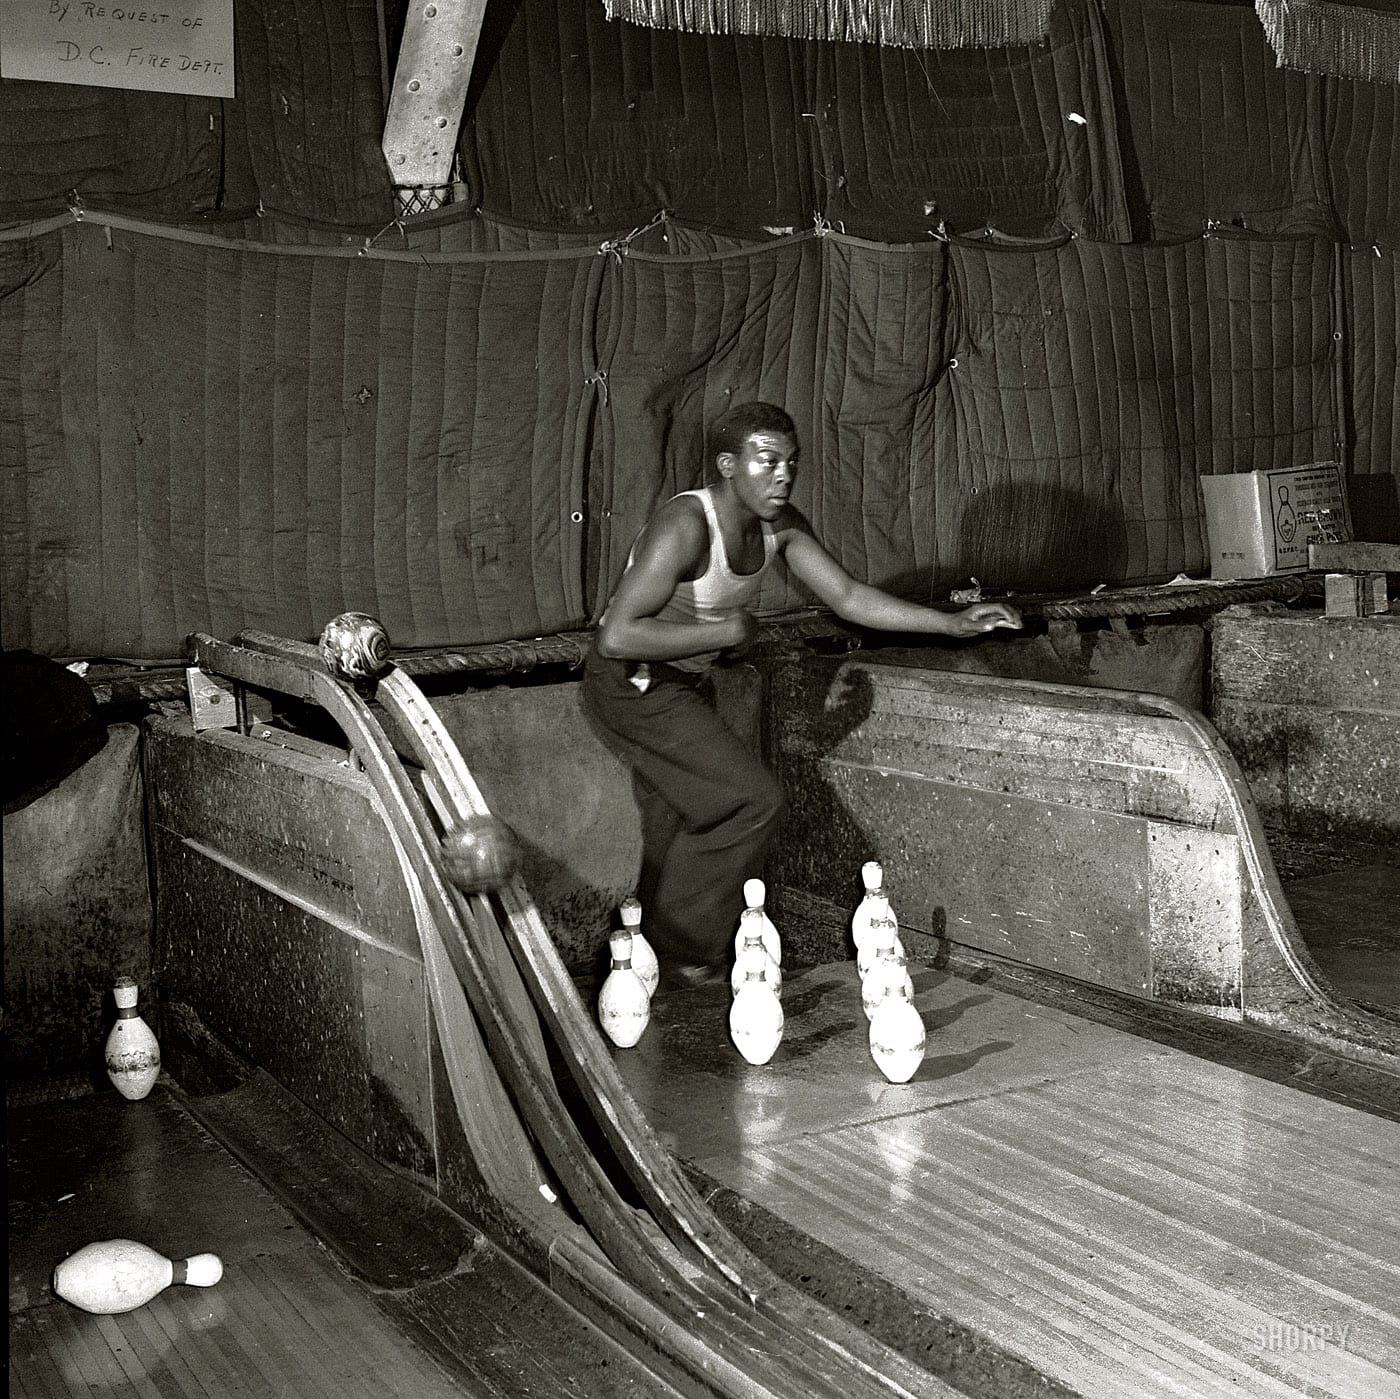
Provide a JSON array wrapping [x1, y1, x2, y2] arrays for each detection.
[[709, 401, 797, 460]]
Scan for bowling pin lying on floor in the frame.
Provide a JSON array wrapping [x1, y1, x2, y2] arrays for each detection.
[[53, 1239, 223, 1315], [619, 898, 659, 999], [868, 982, 926, 1084], [598, 931, 650, 1048], [105, 978, 160, 1101], [738, 878, 781, 965], [729, 965, 783, 1065]]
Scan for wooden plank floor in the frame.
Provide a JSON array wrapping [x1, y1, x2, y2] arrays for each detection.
[[616, 962, 1400, 1399], [7, 1086, 680, 1399], [10, 1249, 470, 1399], [7, 1090, 468, 1399]]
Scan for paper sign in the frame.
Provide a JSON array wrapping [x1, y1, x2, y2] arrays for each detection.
[[0, 0, 235, 99]]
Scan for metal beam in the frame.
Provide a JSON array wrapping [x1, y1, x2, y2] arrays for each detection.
[[382, 0, 490, 214]]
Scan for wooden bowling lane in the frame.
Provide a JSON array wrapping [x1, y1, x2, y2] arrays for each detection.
[[612, 962, 1400, 1399]]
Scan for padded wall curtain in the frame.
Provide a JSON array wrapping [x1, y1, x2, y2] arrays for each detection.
[[0, 212, 1353, 657], [590, 234, 824, 614], [946, 232, 1340, 590], [0, 219, 596, 658], [0, 0, 389, 225], [462, 0, 1127, 240]]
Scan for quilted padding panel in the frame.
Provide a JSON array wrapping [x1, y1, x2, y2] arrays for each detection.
[[1104, 0, 1332, 240], [946, 233, 1339, 590], [220, 0, 392, 224], [814, 236, 949, 599], [0, 81, 220, 220], [812, 0, 1130, 242], [0, 219, 595, 659], [460, 0, 816, 232], [1340, 246, 1399, 522], [590, 235, 822, 614], [1, 226, 68, 654], [1325, 78, 1400, 246]]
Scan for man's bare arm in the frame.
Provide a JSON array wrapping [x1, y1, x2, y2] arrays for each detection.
[[778, 513, 1022, 637], [595, 502, 757, 661]]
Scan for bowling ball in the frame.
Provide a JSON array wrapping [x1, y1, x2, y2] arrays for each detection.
[[440, 814, 521, 894], [318, 612, 392, 681]]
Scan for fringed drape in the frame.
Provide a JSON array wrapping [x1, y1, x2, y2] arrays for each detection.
[[1257, 0, 1400, 85], [599, 0, 1056, 49]]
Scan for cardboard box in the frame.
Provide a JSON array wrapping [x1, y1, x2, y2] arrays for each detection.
[[1202, 463, 1352, 579]]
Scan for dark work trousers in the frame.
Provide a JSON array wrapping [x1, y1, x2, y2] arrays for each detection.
[[581, 645, 784, 969]]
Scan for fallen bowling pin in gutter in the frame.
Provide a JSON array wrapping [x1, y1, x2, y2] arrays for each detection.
[[53, 1239, 223, 1315]]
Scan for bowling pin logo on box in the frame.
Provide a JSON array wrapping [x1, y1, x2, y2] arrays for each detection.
[[1202, 463, 1351, 579]]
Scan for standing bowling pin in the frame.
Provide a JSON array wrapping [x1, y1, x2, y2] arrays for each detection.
[[598, 932, 650, 1048], [731, 910, 782, 997], [105, 978, 159, 1101], [868, 983, 926, 1084], [729, 966, 784, 1065], [619, 898, 659, 999], [861, 951, 914, 1021], [856, 910, 905, 981], [53, 1239, 223, 1315], [852, 862, 892, 956], [738, 878, 781, 965]]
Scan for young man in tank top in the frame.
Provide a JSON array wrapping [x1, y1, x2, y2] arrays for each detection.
[[582, 401, 1021, 989]]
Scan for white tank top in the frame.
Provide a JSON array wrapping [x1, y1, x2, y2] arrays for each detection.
[[634, 487, 778, 675]]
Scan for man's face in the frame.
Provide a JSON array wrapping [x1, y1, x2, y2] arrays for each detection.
[[722, 430, 799, 521]]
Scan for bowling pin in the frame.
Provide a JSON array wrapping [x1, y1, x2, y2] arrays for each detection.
[[729, 966, 784, 1066], [619, 898, 659, 999], [861, 951, 914, 1022], [737, 878, 781, 965], [868, 983, 926, 1084], [53, 1238, 223, 1315], [597, 932, 650, 1048], [731, 910, 782, 998], [851, 861, 889, 956], [856, 910, 905, 981], [105, 978, 160, 1101]]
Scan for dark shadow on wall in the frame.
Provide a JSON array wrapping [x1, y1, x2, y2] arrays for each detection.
[[1347, 472, 1400, 544], [948, 482, 1130, 595]]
